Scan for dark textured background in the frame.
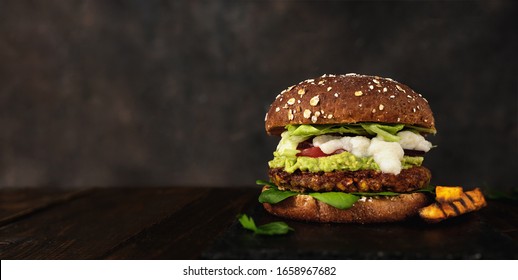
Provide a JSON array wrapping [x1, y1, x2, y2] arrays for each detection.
[[0, 0, 516, 190]]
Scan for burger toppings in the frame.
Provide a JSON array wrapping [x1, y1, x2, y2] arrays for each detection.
[[270, 123, 433, 175]]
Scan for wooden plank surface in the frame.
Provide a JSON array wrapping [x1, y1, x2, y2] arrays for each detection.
[[0, 187, 214, 259], [104, 187, 256, 259], [0, 188, 89, 227]]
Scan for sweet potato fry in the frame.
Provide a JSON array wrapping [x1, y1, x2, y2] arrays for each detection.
[[418, 203, 446, 223], [435, 186, 463, 203], [419, 187, 487, 223]]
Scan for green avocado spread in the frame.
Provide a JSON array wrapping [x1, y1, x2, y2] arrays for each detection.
[[269, 151, 423, 173]]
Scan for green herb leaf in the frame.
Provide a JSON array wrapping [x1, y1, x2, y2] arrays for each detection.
[[237, 213, 257, 231], [255, 180, 277, 188], [237, 214, 293, 235], [361, 123, 404, 142], [308, 192, 359, 210], [258, 186, 298, 204], [415, 185, 436, 194], [255, 222, 294, 235]]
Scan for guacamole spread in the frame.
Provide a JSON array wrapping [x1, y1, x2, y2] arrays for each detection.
[[269, 151, 423, 173]]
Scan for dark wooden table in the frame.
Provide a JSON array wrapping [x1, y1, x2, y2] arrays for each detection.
[[0, 187, 516, 259]]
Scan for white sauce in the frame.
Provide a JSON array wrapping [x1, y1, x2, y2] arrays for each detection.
[[397, 131, 432, 152], [312, 132, 432, 175], [368, 137, 404, 174]]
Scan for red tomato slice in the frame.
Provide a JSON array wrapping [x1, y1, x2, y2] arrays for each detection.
[[297, 147, 328, 158]]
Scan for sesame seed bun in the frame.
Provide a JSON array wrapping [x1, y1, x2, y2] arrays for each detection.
[[261, 186, 431, 223], [265, 74, 435, 135]]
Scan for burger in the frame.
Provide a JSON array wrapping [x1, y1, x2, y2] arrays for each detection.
[[259, 74, 436, 223]]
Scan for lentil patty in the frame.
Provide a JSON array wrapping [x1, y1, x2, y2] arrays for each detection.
[[268, 166, 431, 193]]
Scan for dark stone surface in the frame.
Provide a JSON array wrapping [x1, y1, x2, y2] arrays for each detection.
[[0, 0, 516, 189], [202, 202, 518, 259]]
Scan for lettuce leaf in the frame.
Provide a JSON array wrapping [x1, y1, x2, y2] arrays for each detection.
[[360, 123, 404, 142], [285, 123, 433, 142]]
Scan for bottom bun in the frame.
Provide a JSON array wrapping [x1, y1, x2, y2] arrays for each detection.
[[261, 187, 430, 223]]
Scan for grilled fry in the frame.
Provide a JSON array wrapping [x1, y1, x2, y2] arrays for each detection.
[[419, 187, 487, 223], [435, 186, 463, 203]]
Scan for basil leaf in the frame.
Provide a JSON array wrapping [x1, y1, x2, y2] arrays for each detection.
[[237, 214, 293, 235], [309, 192, 359, 210], [258, 186, 298, 204]]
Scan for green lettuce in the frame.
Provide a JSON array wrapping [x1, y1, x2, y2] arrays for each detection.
[[285, 123, 435, 142]]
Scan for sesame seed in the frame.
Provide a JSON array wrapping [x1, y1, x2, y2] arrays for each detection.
[[328, 114, 333, 119], [264, 113, 268, 121], [329, 74, 336, 77], [372, 108, 376, 113], [297, 100, 301, 104], [354, 90, 363, 96], [318, 80, 325, 85], [396, 85, 406, 92], [314, 111, 321, 117], [305, 79, 315, 83], [311, 115, 318, 123], [389, 95, 395, 98], [298, 88, 305, 96], [303, 109, 311, 119], [327, 87, 332, 92], [407, 95, 412, 99], [310, 95, 320, 106], [412, 108, 416, 112], [417, 105, 420, 110], [369, 85, 374, 90], [275, 107, 280, 112], [373, 79, 380, 84], [345, 73, 357, 76], [397, 117, 401, 122], [287, 98, 296, 105], [379, 104, 384, 111], [334, 93, 339, 97], [383, 87, 388, 92], [424, 98, 428, 103], [287, 85, 295, 91], [359, 103, 363, 107]]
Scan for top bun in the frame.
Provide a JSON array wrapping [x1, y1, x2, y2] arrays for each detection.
[[265, 74, 435, 135]]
